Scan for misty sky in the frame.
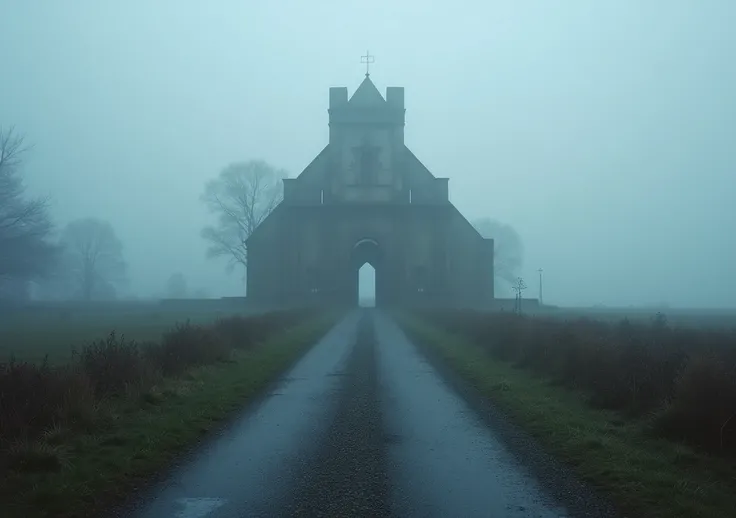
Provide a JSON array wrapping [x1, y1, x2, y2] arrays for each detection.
[[1, 1, 735, 307]]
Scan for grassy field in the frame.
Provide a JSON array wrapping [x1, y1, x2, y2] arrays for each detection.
[[401, 312, 736, 518], [0, 304, 340, 518], [0, 300, 261, 364]]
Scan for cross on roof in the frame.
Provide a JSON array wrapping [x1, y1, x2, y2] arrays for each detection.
[[361, 51, 375, 77]]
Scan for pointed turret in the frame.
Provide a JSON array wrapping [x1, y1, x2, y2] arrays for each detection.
[[348, 76, 386, 106]]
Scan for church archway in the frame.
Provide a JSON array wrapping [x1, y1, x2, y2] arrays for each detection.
[[358, 264, 375, 307], [351, 238, 383, 307]]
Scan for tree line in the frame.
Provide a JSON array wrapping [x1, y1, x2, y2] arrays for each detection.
[[1, 128, 126, 301], [1, 125, 522, 302]]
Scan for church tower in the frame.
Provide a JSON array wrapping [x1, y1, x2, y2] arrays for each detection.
[[325, 70, 407, 204]]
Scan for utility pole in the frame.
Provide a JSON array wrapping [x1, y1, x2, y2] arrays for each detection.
[[538, 268, 544, 306], [512, 277, 527, 314]]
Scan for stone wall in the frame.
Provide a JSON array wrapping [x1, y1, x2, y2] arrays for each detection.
[[247, 203, 493, 308]]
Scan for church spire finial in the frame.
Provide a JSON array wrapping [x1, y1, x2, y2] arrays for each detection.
[[360, 51, 375, 77]]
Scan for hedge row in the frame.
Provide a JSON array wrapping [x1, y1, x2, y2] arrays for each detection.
[[415, 310, 736, 454], [0, 309, 311, 452]]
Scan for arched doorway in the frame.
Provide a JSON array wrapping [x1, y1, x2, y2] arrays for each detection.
[[351, 238, 382, 307]]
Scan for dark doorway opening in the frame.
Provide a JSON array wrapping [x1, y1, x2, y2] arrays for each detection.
[[351, 238, 382, 307]]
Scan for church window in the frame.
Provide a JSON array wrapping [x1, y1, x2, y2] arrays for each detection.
[[320, 189, 324, 204], [409, 189, 413, 204], [353, 143, 381, 184]]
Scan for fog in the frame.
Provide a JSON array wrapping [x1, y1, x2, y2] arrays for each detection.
[[1, 1, 734, 308]]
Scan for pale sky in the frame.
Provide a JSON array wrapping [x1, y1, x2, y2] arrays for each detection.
[[1, 1, 735, 307]]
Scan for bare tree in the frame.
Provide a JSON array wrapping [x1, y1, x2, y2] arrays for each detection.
[[0, 127, 57, 286], [200, 160, 286, 273], [60, 218, 127, 300], [472, 217, 524, 294]]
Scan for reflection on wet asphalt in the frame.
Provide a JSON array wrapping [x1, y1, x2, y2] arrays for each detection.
[[118, 310, 605, 517], [376, 313, 567, 518], [117, 312, 360, 518]]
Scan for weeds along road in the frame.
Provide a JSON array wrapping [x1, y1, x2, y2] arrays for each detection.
[[114, 310, 617, 518]]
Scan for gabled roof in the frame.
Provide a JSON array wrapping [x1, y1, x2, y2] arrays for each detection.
[[403, 147, 437, 181], [295, 145, 329, 180], [348, 76, 385, 106]]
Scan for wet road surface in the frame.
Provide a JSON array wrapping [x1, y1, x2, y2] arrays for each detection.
[[117, 310, 616, 518]]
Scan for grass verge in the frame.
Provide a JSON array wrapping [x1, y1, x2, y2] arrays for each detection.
[[1, 313, 338, 518], [400, 316, 736, 518]]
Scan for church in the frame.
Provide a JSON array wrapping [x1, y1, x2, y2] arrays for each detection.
[[246, 70, 494, 308]]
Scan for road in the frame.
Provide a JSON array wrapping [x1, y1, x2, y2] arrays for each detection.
[[115, 310, 617, 518]]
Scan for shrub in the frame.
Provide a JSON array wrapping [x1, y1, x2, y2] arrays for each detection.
[[655, 352, 736, 453], [147, 321, 231, 377], [75, 332, 155, 397], [213, 315, 256, 349], [0, 358, 92, 443]]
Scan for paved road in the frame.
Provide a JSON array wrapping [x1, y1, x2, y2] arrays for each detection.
[[116, 310, 616, 518]]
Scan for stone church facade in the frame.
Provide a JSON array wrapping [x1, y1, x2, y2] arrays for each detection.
[[246, 75, 494, 307]]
